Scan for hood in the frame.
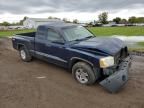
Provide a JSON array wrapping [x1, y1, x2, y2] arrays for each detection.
[[71, 37, 125, 56]]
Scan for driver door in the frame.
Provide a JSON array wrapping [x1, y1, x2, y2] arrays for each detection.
[[44, 28, 68, 67]]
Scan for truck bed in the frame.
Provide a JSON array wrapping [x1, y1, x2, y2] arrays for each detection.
[[17, 32, 36, 37], [12, 32, 36, 52]]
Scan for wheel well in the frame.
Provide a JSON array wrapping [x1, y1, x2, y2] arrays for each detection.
[[70, 58, 101, 80], [70, 58, 93, 70], [71, 59, 80, 68], [17, 44, 24, 50]]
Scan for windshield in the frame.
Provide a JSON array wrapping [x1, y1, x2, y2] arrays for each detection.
[[62, 26, 94, 41]]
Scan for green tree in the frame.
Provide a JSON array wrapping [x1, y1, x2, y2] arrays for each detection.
[[87, 22, 93, 27], [120, 19, 127, 24], [73, 19, 79, 24], [98, 12, 108, 24], [11, 22, 20, 26], [128, 17, 144, 23], [62, 18, 68, 22], [136, 17, 144, 23], [62, 18, 71, 23], [128, 16, 137, 24], [1, 21, 10, 26], [113, 17, 121, 24], [48, 16, 60, 20], [19, 16, 28, 25], [48, 16, 53, 19]]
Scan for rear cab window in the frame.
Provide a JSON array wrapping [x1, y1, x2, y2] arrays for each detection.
[[47, 29, 64, 43]]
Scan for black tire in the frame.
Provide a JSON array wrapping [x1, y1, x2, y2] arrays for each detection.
[[72, 62, 96, 85], [19, 46, 32, 62]]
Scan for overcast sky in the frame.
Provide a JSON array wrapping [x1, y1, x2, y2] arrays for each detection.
[[0, 0, 144, 23]]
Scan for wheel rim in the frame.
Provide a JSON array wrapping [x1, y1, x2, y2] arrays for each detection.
[[20, 50, 26, 60], [75, 68, 89, 84]]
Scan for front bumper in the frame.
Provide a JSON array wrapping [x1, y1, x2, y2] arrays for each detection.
[[99, 56, 132, 93]]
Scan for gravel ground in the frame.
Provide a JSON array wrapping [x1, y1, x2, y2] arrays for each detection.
[[0, 38, 144, 108]]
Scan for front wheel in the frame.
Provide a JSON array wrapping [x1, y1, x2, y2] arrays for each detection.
[[19, 47, 32, 62], [72, 62, 96, 85]]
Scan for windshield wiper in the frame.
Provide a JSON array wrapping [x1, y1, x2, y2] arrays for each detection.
[[74, 36, 94, 42], [85, 36, 94, 39], [81, 36, 94, 40], [74, 38, 84, 41]]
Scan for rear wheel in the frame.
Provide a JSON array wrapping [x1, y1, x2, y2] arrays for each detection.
[[72, 62, 96, 85], [19, 46, 32, 62]]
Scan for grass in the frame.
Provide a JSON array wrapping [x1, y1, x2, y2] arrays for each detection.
[[88, 26, 144, 36], [128, 42, 144, 52], [0, 29, 35, 38], [128, 48, 144, 52], [0, 26, 144, 38], [137, 42, 144, 46]]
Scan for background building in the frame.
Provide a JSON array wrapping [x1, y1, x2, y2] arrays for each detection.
[[23, 18, 63, 28]]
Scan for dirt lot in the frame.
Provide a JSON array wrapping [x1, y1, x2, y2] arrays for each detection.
[[0, 38, 144, 108]]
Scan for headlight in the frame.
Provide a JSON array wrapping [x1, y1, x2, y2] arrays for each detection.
[[100, 56, 114, 68]]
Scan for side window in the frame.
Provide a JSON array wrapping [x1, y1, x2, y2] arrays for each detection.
[[36, 26, 46, 39], [47, 29, 63, 42]]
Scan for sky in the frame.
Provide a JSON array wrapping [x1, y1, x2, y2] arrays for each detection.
[[0, 0, 144, 23]]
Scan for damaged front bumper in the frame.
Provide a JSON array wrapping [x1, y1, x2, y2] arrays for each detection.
[[99, 56, 132, 93]]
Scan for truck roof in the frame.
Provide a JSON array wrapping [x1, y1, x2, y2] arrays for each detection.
[[38, 22, 78, 29]]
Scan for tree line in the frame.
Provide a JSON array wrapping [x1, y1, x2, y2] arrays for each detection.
[[97, 12, 144, 24], [0, 12, 144, 26], [0, 17, 27, 26]]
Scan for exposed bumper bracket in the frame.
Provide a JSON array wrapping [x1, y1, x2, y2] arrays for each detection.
[[99, 56, 132, 93]]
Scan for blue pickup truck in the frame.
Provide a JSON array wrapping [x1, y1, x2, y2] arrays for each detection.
[[12, 23, 132, 93]]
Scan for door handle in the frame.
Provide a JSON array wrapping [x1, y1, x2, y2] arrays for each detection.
[[58, 46, 65, 48], [45, 44, 52, 47]]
